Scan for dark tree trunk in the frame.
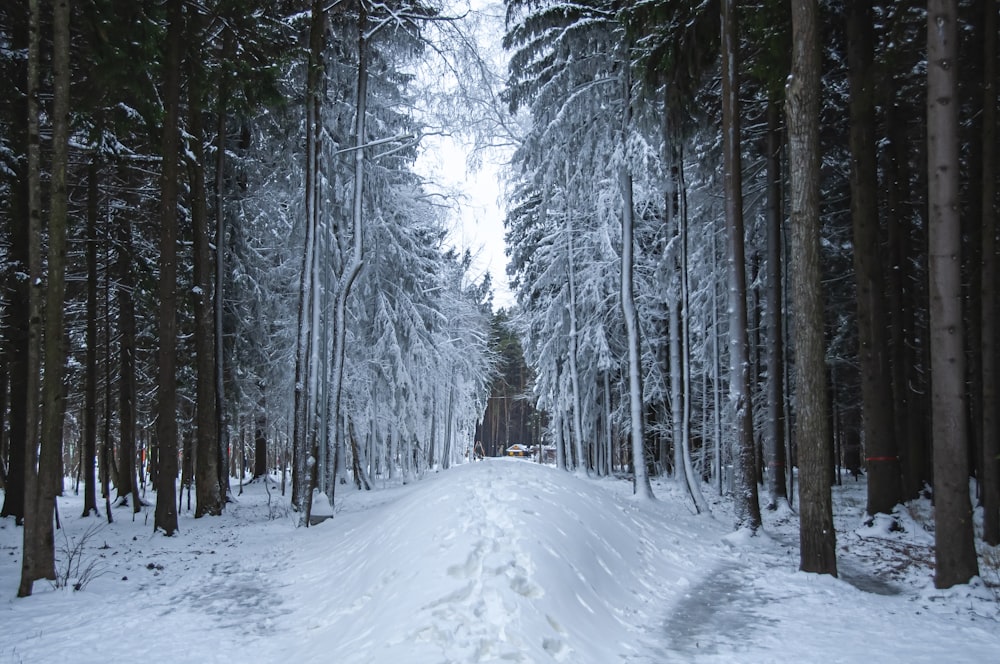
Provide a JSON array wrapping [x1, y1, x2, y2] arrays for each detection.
[[189, 53, 222, 518], [154, 0, 183, 536], [927, 0, 979, 588], [82, 147, 100, 517], [215, 28, 235, 504], [254, 399, 268, 480], [21, 0, 71, 596], [18, 0, 46, 597], [1, 10, 30, 525], [116, 163, 140, 512], [764, 96, 788, 507], [847, 0, 901, 516], [981, 0, 1000, 546], [788, 0, 837, 576]]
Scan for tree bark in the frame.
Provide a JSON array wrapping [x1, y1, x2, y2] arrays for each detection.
[[21, 0, 71, 596], [927, 0, 979, 587], [621, 166, 654, 500], [764, 97, 788, 507], [189, 57, 222, 518], [154, 0, 184, 536], [979, 0, 999, 546], [292, 0, 325, 522], [721, 0, 760, 531], [83, 146, 100, 517], [116, 162, 140, 512], [18, 0, 46, 597], [847, 0, 901, 517], [788, 0, 837, 576]]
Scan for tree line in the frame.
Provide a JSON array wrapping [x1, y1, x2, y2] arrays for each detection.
[[1, 0, 995, 600], [0, 0, 494, 597], [501, 0, 994, 588]]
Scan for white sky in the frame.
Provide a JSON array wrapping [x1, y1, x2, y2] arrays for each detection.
[[415, 133, 514, 310], [411, 0, 515, 311]]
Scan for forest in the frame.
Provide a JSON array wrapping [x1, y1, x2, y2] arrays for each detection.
[[0, 0, 997, 604]]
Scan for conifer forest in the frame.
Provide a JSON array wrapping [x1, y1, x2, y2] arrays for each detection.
[[0, 0, 998, 636]]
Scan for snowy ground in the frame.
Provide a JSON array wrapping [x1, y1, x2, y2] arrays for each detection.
[[1, 459, 998, 663]]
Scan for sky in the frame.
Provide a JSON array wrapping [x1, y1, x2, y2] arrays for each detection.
[[411, 0, 517, 311], [415, 133, 514, 310], [3, 460, 998, 663]]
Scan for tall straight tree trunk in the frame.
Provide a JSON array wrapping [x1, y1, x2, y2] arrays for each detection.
[[788, 0, 837, 576], [19, 0, 45, 595], [621, 166, 654, 500], [189, 63, 222, 518], [154, 0, 183, 536], [292, 0, 325, 521], [82, 148, 100, 517], [680, 187, 709, 514], [565, 210, 587, 477], [214, 28, 235, 503], [981, 0, 999, 546], [721, 0, 760, 531], [20, 0, 71, 596], [764, 97, 788, 507], [2, 86, 29, 523], [927, 0, 979, 588], [884, 87, 926, 501], [116, 164, 140, 512], [847, 0, 900, 516]]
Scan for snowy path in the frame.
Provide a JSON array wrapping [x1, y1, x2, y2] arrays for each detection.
[[3, 461, 999, 663]]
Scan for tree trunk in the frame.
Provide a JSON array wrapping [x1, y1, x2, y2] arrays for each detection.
[[116, 162, 140, 512], [884, 85, 927, 501], [721, 0, 760, 531], [981, 0, 1000, 546], [788, 0, 837, 576], [21, 0, 70, 596], [19, 0, 45, 595], [215, 28, 235, 504], [326, 1, 370, 514], [292, 0, 325, 522], [189, 63, 222, 518], [82, 147, 100, 517], [847, 0, 901, 517], [1, 101, 29, 524], [927, 0, 979, 588], [565, 206, 587, 477], [621, 165, 654, 500], [764, 97, 788, 507], [154, 0, 183, 536]]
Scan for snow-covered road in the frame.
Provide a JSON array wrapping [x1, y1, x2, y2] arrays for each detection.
[[2, 459, 998, 662]]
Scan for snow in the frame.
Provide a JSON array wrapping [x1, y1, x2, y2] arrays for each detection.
[[2, 460, 998, 662]]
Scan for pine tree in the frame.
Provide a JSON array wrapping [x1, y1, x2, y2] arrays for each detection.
[[926, 0, 979, 588], [788, 0, 837, 576]]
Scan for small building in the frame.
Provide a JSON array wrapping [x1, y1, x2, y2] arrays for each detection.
[[506, 444, 531, 458]]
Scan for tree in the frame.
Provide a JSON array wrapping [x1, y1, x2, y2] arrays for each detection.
[[787, 0, 836, 576], [926, 0, 978, 588], [20, 0, 71, 597], [763, 98, 788, 508], [18, 0, 48, 597], [154, 0, 184, 536], [188, 30, 222, 518], [846, 0, 900, 518], [981, 0, 999, 547], [621, 166, 654, 500], [720, 0, 760, 532], [291, 0, 325, 522]]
